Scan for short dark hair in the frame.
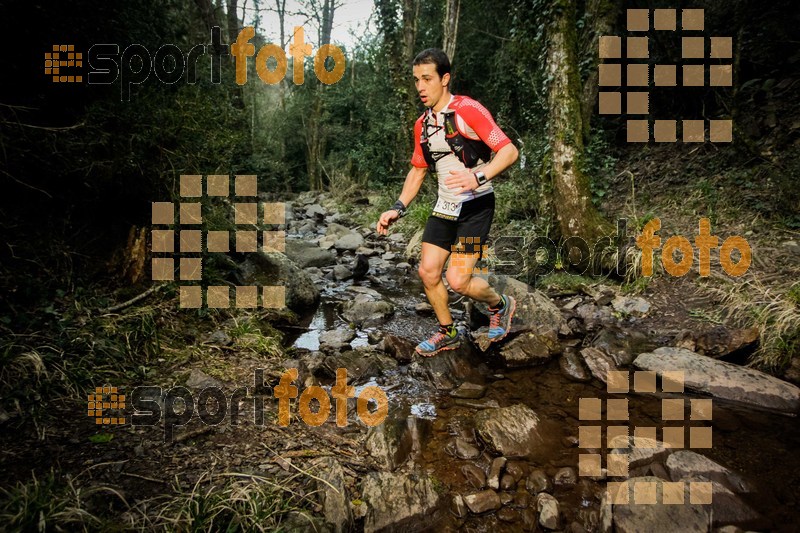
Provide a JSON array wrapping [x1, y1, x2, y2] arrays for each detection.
[[413, 48, 451, 79]]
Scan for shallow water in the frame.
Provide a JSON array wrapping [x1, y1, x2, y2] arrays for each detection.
[[284, 270, 800, 531]]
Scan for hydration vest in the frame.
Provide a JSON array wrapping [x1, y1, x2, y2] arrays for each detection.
[[419, 108, 493, 173]]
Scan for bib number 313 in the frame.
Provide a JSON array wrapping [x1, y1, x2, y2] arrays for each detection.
[[433, 197, 462, 219]]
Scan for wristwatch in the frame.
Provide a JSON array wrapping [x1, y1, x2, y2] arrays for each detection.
[[391, 200, 408, 218], [474, 170, 489, 186]]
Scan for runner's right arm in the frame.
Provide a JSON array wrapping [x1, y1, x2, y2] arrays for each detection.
[[377, 165, 426, 235], [376, 117, 430, 235]]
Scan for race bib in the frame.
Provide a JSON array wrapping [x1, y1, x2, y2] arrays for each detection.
[[432, 196, 462, 220]]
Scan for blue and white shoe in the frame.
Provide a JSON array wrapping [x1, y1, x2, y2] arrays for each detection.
[[488, 294, 516, 342], [415, 327, 462, 357]]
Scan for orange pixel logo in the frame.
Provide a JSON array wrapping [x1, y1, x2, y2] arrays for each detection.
[[152, 174, 287, 309], [45, 44, 83, 83], [88, 386, 126, 425], [579, 370, 713, 506], [599, 8, 733, 143], [449, 237, 489, 275]]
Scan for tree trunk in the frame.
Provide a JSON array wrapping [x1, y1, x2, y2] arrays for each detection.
[[226, 0, 240, 45], [580, 0, 620, 141], [545, 0, 614, 245], [442, 0, 461, 61]]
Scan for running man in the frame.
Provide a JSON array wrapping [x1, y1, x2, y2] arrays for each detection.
[[376, 48, 520, 356]]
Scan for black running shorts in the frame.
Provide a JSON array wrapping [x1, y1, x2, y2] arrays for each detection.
[[422, 193, 495, 257]]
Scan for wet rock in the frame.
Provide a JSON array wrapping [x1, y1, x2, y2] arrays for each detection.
[[362, 469, 440, 533], [591, 326, 650, 366], [560, 349, 592, 382], [341, 295, 394, 327], [581, 284, 617, 306], [681, 476, 762, 528], [239, 251, 320, 311], [611, 477, 710, 533], [451, 494, 468, 518], [672, 330, 696, 351], [304, 266, 324, 280], [313, 457, 352, 533], [665, 450, 752, 493], [352, 254, 370, 280], [389, 233, 405, 243], [500, 474, 516, 491], [609, 435, 670, 469], [414, 302, 434, 315], [333, 265, 353, 281], [536, 493, 560, 530], [512, 490, 530, 508], [474, 404, 544, 458], [334, 233, 365, 252], [498, 507, 518, 522], [326, 223, 352, 239], [317, 235, 338, 250], [499, 492, 514, 506], [382, 334, 416, 363], [486, 275, 568, 332], [319, 329, 356, 353], [366, 409, 429, 471], [355, 246, 379, 257], [396, 262, 412, 270], [305, 204, 326, 218], [580, 347, 619, 384], [449, 438, 481, 460], [505, 461, 525, 482], [319, 350, 397, 384], [498, 329, 562, 367], [186, 369, 223, 389], [611, 295, 651, 316], [487, 457, 507, 490], [367, 330, 385, 345], [527, 470, 552, 494], [576, 303, 615, 329], [694, 325, 760, 358], [634, 347, 800, 415], [410, 343, 484, 390], [285, 240, 337, 268], [461, 464, 487, 489], [382, 252, 397, 261], [454, 398, 500, 409], [554, 467, 577, 486], [521, 508, 537, 529], [450, 382, 487, 399], [463, 490, 501, 514]]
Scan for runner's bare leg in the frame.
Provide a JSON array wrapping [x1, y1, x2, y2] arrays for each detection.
[[418, 243, 453, 325], [445, 252, 502, 306]]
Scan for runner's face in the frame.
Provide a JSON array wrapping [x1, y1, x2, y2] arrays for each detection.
[[413, 63, 450, 109]]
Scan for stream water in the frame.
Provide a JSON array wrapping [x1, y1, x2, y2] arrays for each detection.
[[280, 242, 800, 531]]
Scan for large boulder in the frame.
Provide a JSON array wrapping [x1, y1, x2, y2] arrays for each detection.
[[409, 343, 485, 390], [610, 477, 711, 533], [365, 405, 431, 471], [284, 240, 337, 268], [498, 329, 562, 368], [665, 451, 752, 494], [341, 294, 394, 327], [486, 275, 567, 333], [312, 457, 352, 533], [361, 469, 441, 533], [634, 347, 800, 415], [334, 233, 365, 252], [474, 404, 545, 459], [238, 251, 320, 312]]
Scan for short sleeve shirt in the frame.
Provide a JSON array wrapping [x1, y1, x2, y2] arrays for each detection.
[[411, 95, 512, 207]]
